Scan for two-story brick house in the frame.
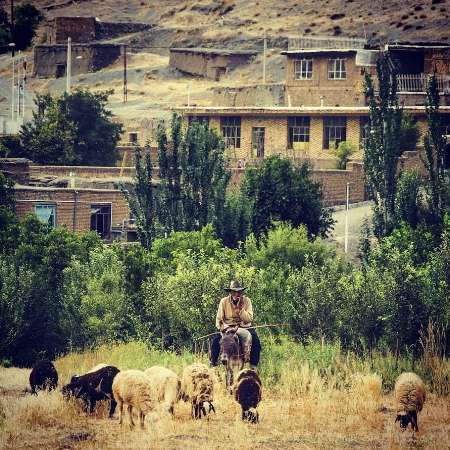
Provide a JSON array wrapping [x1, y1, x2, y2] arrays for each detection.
[[177, 36, 450, 169]]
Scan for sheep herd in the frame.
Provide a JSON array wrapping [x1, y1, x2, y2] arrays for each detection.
[[28, 360, 429, 432], [28, 359, 262, 429]]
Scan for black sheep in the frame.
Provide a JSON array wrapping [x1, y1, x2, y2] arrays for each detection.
[[29, 360, 58, 394], [62, 365, 120, 417], [234, 368, 262, 423]]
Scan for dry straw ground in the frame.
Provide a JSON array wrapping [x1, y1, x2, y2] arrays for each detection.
[[0, 342, 449, 450]]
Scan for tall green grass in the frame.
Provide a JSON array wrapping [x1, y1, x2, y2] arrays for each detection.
[[56, 334, 449, 395]]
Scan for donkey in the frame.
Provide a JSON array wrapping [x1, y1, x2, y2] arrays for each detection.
[[219, 330, 244, 390]]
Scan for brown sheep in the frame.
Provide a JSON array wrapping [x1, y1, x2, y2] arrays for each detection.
[[29, 360, 58, 394], [233, 368, 262, 423], [394, 372, 426, 432]]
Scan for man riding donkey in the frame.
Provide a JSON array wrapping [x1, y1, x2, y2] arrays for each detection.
[[210, 280, 261, 370]]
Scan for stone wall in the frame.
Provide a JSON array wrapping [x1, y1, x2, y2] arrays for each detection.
[[14, 186, 130, 233], [95, 21, 151, 40], [212, 84, 286, 107], [48, 16, 96, 44], [169, 48, 257, 80], [33, 44, 121, 78], [30, 165, 135, 179]]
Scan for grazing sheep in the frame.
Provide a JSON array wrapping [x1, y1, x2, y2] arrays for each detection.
[[62, 365, 120, 417], [29, 360, 58, 394], [112, 370, 154, 429], [144, 366, 180, 416], [180, 363, 215, 419], [394, 372, 426, 432], [70, 363, 109, 383], [234, 368, 262, 423]]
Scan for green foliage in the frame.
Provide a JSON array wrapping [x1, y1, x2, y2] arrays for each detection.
[[244, 223, 335, 271], [400, 115, 421, 152], [122, 146, 155, 249], [422, 73, 449, 228], [241, 156, 334, 239], [0, 172, 19, 253], [332, 141, 357, 170], [394, 169, 423, 228], [364, 53, 418, 237], [0, 3, 43, 52], [20, 90, 122, 165], [155, 114, 230, 235], [12, 3, 43, 51]]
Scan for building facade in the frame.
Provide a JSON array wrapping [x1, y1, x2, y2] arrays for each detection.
[[177, 36, 450, 169]]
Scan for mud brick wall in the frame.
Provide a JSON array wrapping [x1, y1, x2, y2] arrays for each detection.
[[14, 187, 130, 233], [30, 165, 136, 179], [212, 84, 286, 107], [0, 158, 30, 184], [285, 52, 370, 107], [48, 17, 96, 44]]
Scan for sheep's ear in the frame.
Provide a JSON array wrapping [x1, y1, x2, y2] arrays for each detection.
[[395, 415, 401, 423]]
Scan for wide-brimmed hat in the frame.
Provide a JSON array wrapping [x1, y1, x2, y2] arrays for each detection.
[[225, 280, 245, 292]]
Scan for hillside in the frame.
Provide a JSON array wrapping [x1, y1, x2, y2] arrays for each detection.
[[1, 0, 449, 123]]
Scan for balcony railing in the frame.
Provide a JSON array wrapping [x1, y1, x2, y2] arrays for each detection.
[[396, 73, 450, 93], [288, 36, 366, 51]]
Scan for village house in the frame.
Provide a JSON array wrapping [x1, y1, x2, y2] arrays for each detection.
[[177, 36, 450, 170], [1, 158, 135, 241]]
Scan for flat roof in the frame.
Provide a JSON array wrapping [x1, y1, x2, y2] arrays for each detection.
[[170, 47, 257, 56], [14, 185, 126, 194], [281, 49, 359, 55], [174, 105, 450, 116]]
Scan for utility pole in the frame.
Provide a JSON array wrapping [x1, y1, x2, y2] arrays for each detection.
[[123, 44, 127, 103], [11, 50, 15, 121], [10, 0, 15, 57], [17, 50, 20, 119], [21, 57, 26, 118], [262, 30, 267, 84], [66, 37, 72, 93]]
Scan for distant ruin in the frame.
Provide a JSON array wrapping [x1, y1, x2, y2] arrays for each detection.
[[33, 43, 121, 78], [34, 16, 150, 79], [169, 48, 257, 81]]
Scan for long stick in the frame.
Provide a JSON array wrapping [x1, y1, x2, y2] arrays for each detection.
[[193, 323, 285, 341]]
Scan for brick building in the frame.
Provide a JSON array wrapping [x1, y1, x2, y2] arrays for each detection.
[[177, 36, 450, 170], [14, 186, 130, 240]]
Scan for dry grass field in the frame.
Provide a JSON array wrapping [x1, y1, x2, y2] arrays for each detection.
[[0, 341, 449, 450]]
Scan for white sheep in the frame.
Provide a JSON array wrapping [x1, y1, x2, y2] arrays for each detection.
[[394, 372, 426, 432], [144, 366, 180, 416], [112, 369, 154, 429], [233, 368, 262, 423], [180, 363, 215, 419]]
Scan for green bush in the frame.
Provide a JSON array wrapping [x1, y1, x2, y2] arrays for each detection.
[[333, 141, 357, 170]]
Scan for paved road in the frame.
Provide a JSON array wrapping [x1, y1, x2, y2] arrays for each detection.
[[328, 202, 373, 258]]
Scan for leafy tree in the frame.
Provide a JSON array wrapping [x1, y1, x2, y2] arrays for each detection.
[[0, 172, 19, 253], [333, 141, 357, 170], [241, 156, 333, 238], [155, 114, 230, 235], [156, 115, 183, 232], [0, 3, 43, 53], [394, 169, 423, 228], [13, 3, 43, 51], [422, 73, 449, 227], [122, 146, 155, 249], [364, 53, 419, 237], [20, 90, 122, 165], [181, 120, 230, 231]]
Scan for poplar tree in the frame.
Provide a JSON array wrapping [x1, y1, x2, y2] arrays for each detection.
[[363, 54, 418, 237], [422, 73, 448, 226], [122, 145, 155, 249]]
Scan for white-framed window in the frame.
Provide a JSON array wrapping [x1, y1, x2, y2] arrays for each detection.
[[251, 127, 265, 158], [90, 203, 112, 240], [35, 204, 56, 228], [221, 116, 241, 149], [328, 58, 347, 79], [294, 59, 313, 80], [288, 117, 310, 148]]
